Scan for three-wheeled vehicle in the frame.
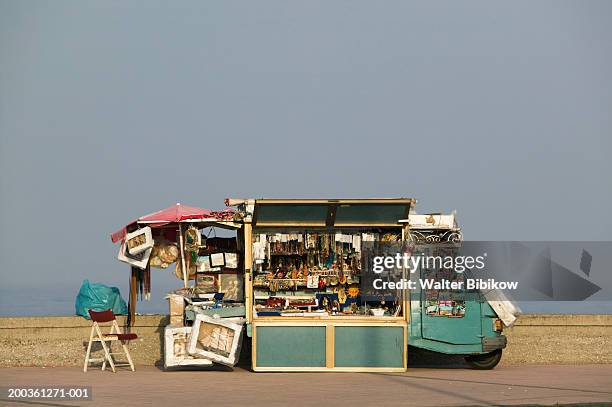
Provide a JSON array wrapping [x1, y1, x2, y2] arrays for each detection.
[[403, 213, 519, 369]]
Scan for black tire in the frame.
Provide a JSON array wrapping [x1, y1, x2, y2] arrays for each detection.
[[465, 349, 502, 370]]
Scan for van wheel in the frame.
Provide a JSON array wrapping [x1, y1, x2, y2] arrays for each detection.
[[465, 349, 502, 370]]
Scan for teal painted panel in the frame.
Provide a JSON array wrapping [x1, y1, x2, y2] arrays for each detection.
[[335, 204, 408, 224], [422, 301, 483, 345], [334, 326, 404, 368], [256, 326, 326, 367], [255, 204, 328, 224]]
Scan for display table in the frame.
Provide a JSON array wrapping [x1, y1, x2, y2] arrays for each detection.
[[252, 316, 407, 372]]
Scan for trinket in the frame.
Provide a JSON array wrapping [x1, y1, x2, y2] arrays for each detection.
[[337, 287, 347, 304], [318, 278, 327, 289]]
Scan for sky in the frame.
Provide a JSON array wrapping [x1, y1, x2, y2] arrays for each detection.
[[1, 1, 611, 315]]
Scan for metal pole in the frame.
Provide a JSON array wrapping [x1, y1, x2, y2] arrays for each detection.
[[178, 223, 188, 288]]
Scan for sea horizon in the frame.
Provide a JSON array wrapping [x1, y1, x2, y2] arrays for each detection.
[[2, 282, 610, 317]]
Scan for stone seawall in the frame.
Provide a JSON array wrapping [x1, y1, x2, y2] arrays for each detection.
[[1, 314, 610, 367]]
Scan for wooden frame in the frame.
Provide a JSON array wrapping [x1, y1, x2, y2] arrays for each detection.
[[245, 198, 414, 372], [125, 226, 153, 255], [210, 252, 226, 268], [117, 239, 152, 269], [163, 326, 213, 369], [188, 314, 244, 366]]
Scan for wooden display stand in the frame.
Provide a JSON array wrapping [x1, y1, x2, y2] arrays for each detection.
[[241, 199, 414, 372]]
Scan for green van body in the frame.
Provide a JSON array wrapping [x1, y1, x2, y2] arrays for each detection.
[[409, 268, 507, 355]]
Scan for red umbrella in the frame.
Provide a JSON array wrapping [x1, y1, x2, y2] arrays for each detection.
[[111, 203, 212, 243], [138, 203, 214, 287], [111, 203, 226, 288], [138, 203, 212, 224]]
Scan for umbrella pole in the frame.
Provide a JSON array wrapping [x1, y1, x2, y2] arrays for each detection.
[[178, 223, 188, 288]]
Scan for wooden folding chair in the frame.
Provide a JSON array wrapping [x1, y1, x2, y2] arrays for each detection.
[[83, 309, 137, 372]]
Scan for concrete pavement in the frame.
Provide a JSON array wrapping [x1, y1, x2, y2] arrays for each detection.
[[1, 364, 611, 406]]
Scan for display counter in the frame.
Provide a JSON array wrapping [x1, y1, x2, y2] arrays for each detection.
[[243, 198, 415, 372], [252, 316, 407, 372]]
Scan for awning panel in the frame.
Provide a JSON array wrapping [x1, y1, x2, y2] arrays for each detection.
[[254, 204, 328, 226], [334, 203, 409, 226], [253, 199, 413, 228]]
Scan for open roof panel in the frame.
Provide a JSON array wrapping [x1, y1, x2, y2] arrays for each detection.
[[252, 198, 414, 228]]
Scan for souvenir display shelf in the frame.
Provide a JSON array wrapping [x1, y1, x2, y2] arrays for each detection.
[[183, 226, 247, 323], [251, 230, 404, 320], [243, 198, 414, 372]]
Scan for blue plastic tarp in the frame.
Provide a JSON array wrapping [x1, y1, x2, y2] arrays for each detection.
[[75, 279, 128, 319]]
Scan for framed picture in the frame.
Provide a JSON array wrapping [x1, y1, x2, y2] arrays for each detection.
[[164, 326, 213, 369], [196, 255, 211, 272], [219, 274, 244, 301], [210, 253, 225, 268], [125, 227, 153, 255], [195, 274, 217, 293], [117, 239, 152, 269], [188, 314, 244, 367], [224, 252, 238, 269]]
